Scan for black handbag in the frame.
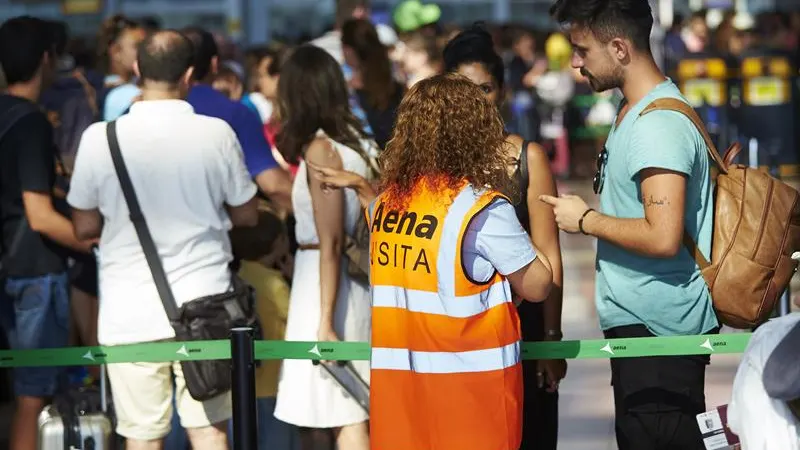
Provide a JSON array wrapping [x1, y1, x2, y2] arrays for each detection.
[[106, 121, 261, 402]]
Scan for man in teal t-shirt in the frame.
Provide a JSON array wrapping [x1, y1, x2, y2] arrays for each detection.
[[543, 0, 718, 448], [594, 78, 718, 337]]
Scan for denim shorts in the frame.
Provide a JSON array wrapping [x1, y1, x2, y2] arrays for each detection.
[[1, 272, 70, 397]]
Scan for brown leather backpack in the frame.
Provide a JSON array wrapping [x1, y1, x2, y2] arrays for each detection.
[[641, 98, 800, 329]]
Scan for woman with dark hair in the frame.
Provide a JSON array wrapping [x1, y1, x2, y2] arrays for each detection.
[[96, 14, 144, 87], [272, 45, 374, 450], [341, 18, 404, 150], [96, 14, 146, 120], [310, 24, 565, 450], [442, 25, 566, 450]]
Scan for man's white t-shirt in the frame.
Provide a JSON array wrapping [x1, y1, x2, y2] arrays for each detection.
[[728, 313, 800, 449], [67, 100, 257, 346]]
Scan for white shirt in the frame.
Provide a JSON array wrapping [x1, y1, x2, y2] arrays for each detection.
[[463, 200, 537, 281], [311, 31, 344, 65], [67, 100, 258, 345], [727, 313, 800, 449]]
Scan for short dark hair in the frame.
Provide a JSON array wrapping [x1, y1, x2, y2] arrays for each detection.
[[0, 16, 54, 85], [181, 26, 218, 81], [136, 30, 194, 84], [549, 0, 654, 52]]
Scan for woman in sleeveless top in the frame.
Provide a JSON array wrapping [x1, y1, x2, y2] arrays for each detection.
[[311, 25, 566, 450], [442, 26, 565, 450], [272, 45, 375, 450]]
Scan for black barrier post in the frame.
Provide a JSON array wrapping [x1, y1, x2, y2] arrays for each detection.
[[231, 327, 257, 450]]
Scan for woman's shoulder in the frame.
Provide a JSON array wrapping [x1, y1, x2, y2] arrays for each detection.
[[504, 135, 551, 177], [305, 135, 343, 169]]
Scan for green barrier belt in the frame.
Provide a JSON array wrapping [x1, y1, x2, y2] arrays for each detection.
[[0, 334, 751, 368]]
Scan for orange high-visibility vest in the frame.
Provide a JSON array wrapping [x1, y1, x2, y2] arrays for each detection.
[[368, 181, 523, 450]]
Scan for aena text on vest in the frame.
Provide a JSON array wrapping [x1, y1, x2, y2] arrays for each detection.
[[371, 202, 438, 273]]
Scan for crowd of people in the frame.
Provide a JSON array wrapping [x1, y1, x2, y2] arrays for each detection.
[[0, 0, 799, 449]]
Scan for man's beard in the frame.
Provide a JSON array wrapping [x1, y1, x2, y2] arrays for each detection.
[[581, 68, 621, 93]]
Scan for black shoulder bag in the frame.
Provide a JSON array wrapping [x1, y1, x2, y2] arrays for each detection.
[[513, 140, 532, 233], [106, 121, 261, 402]]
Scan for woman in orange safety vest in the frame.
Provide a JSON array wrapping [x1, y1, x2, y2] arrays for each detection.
[[310, 73, 554, 450]]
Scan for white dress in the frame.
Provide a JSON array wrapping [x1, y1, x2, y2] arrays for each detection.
[[273, 131, 373, 428]]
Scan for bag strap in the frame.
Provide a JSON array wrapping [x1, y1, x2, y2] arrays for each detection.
[[0, 102, 40, 266], [106, 121, 181, 321], [639, 98, 717, 271], [640, 98, 728, 174], [519, 140, 531, 186]]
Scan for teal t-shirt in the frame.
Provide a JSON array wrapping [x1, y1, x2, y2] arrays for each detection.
[[595, 79, 719, 336]]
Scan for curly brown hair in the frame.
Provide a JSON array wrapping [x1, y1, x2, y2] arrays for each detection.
[[379, 73, 517, 208]]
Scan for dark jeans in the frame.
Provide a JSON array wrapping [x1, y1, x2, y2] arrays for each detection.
[[518, 302, 559, 450], [1, 272, 70, 397], [605, 325, 714, 450]]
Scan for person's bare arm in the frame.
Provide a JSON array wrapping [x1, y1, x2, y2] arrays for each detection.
[[583, 169, 686, 258], [541, 168, 687, 258], [524, 142, 567, 390], [226, 196, 259, 227], [255, 167, 293, 213], [24, 191, 94, 253], [506, 249, 552, 302], [307, 162, 378, 209], [351, 177, 378, 209], [306, 139, 346, 342], [71, 208, 102, 241], [525, 143, 564, 332]]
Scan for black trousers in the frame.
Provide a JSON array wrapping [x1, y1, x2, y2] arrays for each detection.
[[518, 302, 559, 450], [605, 325, 715, 450]]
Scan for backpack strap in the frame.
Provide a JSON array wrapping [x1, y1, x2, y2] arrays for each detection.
[[518, 140, 531, 187], [639, 98, 719, 271], [640, 98, 730, 174]]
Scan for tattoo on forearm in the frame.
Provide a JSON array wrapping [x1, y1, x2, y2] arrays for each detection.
[[645, 195, 670, 207]]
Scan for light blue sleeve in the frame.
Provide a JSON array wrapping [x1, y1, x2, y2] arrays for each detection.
[[462, 199, 537, 282], [103, 84, 141, 121], [241, 95, 259, 117], [627, 110, 697, 180]]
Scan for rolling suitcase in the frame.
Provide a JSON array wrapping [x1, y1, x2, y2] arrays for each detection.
[[37, 365, 113, 450], [38, 247, 115, 449]]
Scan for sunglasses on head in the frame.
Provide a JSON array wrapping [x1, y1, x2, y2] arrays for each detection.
[[593, 147, 608, 195]]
